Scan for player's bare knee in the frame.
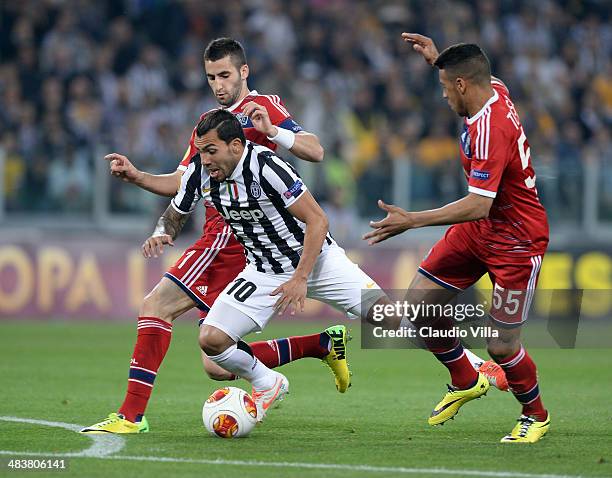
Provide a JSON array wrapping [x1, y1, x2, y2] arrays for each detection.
[[487, 336, 520, 361], [139, 288, 165, 320], [140, 279, 194, 323], [486, 321, 521, 360], [199, 325, 233, 356]]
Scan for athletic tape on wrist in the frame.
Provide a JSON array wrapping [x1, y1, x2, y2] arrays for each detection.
[[267, 127, 296, 150]]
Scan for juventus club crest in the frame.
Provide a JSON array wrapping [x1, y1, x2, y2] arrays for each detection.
[[250, 181, 262, 198]]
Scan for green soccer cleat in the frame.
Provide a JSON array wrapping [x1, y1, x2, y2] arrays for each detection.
[[428, 372, 489, 426], [500, 413, 550, 443], [80, 413, 149, 434], [322, 325, 352, 393]]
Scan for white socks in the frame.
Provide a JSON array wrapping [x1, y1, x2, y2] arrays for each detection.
[[464, 347, 485, 370], [208, 344, 277, 390]]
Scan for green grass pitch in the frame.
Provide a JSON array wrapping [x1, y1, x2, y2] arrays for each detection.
[[0, 320, 611, 478]]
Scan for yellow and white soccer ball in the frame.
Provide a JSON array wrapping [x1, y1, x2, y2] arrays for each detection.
[[202, 386, 258, 438]]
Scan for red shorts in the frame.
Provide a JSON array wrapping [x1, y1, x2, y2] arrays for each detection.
[[165, 225, 246, 318], [419, 225, 544, 327]]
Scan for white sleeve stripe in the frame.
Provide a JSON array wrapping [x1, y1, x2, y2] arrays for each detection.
[[478, 116, 485, 159], [177, 165, 187, 171], [275, 96, 290, 117], [468, 185, 497, 198], [476, 110, 491, 160], [170, 199, 191, 214], [476, 116, 483, 159], [484, 109, 490, 159], [476, 116, 481, 159], [268, 94, 290, 118], [262, 95, 286, 117]]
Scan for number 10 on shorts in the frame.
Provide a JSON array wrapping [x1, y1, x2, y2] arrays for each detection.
[[226, 277, 257, 303]]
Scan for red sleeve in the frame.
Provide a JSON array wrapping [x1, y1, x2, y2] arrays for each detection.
[[467, 125, 511, 198], [178, 126, 198, 170], [255, 95, 291, 125]]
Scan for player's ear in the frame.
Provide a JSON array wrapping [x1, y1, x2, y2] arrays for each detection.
[[455, 77, 467, 95], [230, 138, 243, 155], [240, 64, 249, 81]]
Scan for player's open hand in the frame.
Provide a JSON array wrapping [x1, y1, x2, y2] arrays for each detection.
[[270, 276, 307, 316], [142, 233, 174, 258], [105, 153, 143, 183], [401, 33, 440, 65], [242, 101, 275, 137], [363, 200, 414, 245]]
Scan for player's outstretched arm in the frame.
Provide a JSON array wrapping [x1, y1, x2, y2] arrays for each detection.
[[242, 101, 324, 163], [363, 194, 493, 245], [288, 131, 325, 163], [105, 153, 182, 197], [401, 32, 440, 65], [403, 34, 505, 87], [270, 191, 329, 315], [141, 204, 191, 258]]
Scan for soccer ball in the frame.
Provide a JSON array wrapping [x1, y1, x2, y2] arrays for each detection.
[[202, 387, 258, 438]]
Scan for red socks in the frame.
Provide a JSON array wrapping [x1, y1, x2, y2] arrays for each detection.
[[430, 340, 479, 389], [495, 346, 547, 420], [417, 316, 478, 389], [118, 317, 172, 422], [249, 333, 330, 369]]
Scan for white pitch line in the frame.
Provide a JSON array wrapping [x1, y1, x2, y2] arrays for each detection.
[[0, 451, 589, 478], [0, 417, 593, 478], [0, 416, 124, 457]]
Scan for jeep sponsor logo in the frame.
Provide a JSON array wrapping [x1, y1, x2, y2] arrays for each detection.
[[219, 204, 265, 222]]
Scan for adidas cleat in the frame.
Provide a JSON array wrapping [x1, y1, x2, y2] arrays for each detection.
[[252, 372, 289, 422], [500, 413, 550, 443], [428, 372, 489, 426], [322, 325, 352, 393], [80, 413, 149, 434], [478, 360, 509, 391]]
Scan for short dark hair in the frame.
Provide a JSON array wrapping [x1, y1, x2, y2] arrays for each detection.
[[204, 38, 247, 70], [196, 109, 246, 145], [434, 43, 491, 84]]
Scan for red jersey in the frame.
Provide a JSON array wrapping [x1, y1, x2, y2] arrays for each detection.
[[176, 90, 303, 234], [457, 79, 549, 257]]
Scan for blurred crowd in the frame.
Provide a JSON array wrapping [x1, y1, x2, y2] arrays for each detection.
[[0, 0, 610, 231]]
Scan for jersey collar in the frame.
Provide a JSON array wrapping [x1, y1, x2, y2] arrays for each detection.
[[226, 90, 259, 112], [228, 140, 252, 181], [466, 89, 498, 125]]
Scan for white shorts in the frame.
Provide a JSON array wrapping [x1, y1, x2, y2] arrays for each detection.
[[205, 245, 384, 335]]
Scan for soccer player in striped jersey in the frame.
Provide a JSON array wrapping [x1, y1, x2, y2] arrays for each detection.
[[81, 38, 348, 435], [184, 109, 387, 419], [364, 33, 550, 443]]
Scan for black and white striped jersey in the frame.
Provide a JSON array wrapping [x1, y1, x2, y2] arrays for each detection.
[[171, 141, 335, 274]]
